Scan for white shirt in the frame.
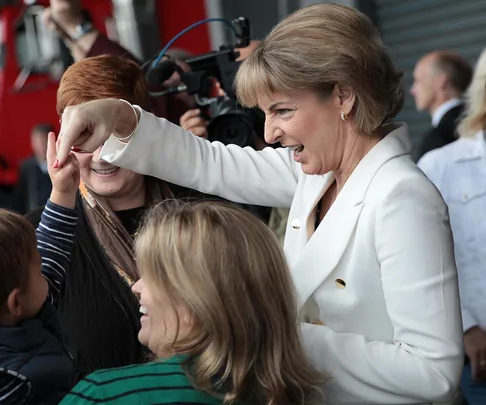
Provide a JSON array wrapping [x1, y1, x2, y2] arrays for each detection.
[[432, 98, 463, 127], [418, 131, 486, 332]]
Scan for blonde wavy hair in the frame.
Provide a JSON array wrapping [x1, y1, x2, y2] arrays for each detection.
[[458, 48, 486, 138], [235, 3, 404, 134], [135, 200, 323, 405]]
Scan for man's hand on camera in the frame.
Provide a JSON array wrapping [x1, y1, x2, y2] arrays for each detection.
[[180, 109, 208, 138]]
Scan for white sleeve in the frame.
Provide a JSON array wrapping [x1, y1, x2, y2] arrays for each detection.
[[301, 176, 464, 403], [418, 152, 478, 333], [462, 308, 478, 332], [417, 151, 437, 181], [100, 109, 299, 208]]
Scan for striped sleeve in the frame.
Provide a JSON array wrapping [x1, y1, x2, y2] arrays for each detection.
[[0, 368, 32, 404], [60, 375, 105, 405], [36, 200, 79, 305]]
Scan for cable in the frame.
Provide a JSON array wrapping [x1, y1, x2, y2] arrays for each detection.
[[151, 18, 236, 69]]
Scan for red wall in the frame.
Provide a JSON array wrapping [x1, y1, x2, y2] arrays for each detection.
[[156, 0, 211, 55]]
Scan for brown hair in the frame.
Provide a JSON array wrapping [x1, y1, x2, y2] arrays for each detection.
[[0, 209, 37, 307], [135, 201, 323, 405], [432, 51, 472, 94], [56, 54, 151, 114], [236, 3, 404, 134]]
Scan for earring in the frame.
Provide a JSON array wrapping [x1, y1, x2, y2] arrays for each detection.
[[340, 112, 348, 121]]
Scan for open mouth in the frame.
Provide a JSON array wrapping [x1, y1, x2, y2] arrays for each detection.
[[140, 306, 147, 316], [289, 145, 304, 154], [92, 167, 120, 176]]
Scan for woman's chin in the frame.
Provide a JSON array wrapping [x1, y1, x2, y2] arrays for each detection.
[[137, 330, 149, 347]]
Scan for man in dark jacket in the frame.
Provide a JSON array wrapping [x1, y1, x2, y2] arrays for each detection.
[[14, 123, 54, 214], [410, 51, 472, 160]]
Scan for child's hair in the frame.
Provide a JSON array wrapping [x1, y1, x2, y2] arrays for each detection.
[[0, 209, 37, 306], [135, 200, 324, 405]]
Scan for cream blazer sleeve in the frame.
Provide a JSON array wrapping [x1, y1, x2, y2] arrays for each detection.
[[301, 175, 464, 404], [100, 109, 299, 208]]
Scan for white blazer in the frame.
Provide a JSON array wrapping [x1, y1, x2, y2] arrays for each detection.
[[101, 111, 464, 404]]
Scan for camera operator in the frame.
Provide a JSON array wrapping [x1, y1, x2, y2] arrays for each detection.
[[43, 0, 170, 121], [179, 41, 260, 139]]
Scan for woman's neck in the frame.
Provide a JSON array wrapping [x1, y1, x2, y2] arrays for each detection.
[[334, 130, 382, 191], [106, 181, 146, 212]]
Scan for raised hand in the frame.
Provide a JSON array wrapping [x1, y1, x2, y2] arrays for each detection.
[[55, 98, 138, 167], [47, 132, 80, 209]]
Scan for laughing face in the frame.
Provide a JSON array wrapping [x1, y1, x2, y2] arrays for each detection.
[[258, 89, 351, 176], [73, 146, 144, 199], [131, 276, 192, 357]]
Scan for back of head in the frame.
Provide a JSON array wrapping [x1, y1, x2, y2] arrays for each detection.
[[236, 3, 404, 134], [56, 55, 150, 114], [135, 201, 323, 405], [432, 51, 472, 95], [30, 123, 53, 162], [458, 48, 486, 138], [31, 123, 54, 137], [0, 209, 36, 309]]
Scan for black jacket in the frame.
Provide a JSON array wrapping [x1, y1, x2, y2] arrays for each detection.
[[14, 157, 52, 214], [0, 302, 75, 404], [416, 104, 464, 160], [26, 186, 214, 376]]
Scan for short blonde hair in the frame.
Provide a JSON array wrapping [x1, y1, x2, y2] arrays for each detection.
[[135, 201, 323, 405], [236, 3, 404, 134], [458, 48, 486, 138]]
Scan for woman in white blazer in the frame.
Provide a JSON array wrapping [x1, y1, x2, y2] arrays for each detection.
[[55, 3, 464, 404]]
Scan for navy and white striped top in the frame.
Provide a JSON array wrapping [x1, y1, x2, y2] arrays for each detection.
[[36, 200, 79, 304]]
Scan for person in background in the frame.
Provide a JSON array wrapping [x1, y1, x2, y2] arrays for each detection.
[[0, 132, 79, 404], [27, 54, 207, 377], [14, 123, 53, 214], [418, 47, 486, 405], [410, 51, 472, 160], [55, 3, 464, 404], [43, 0, 264, 127], [61, 200, 323, 405]]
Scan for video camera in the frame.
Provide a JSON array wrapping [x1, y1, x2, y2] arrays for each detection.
[[146, 17, 265, 148]]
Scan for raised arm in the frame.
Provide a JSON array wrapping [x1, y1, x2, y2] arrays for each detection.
[[37, 201, 78, 305], [100, 108, 299, 207], [56, 99, 300, 208], [39, 132, 80, 305]]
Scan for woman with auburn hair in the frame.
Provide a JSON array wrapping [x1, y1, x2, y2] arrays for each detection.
[[27, 54, 205, 376], [61, 201, 323, 405], [55, 3, 464, 403]]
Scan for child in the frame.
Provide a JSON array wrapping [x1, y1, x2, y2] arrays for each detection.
[[62, 200, 323, 405], [0, 133, 80, 404]]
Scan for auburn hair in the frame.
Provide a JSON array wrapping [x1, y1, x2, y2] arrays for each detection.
[[56, 54, 150, 114]]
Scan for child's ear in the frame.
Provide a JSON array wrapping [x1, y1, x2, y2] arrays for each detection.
[[6, 288, 23, 317]]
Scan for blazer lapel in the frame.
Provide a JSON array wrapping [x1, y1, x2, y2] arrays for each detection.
[[293, 201, 364, 305], [288, 123, 412, 305]]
